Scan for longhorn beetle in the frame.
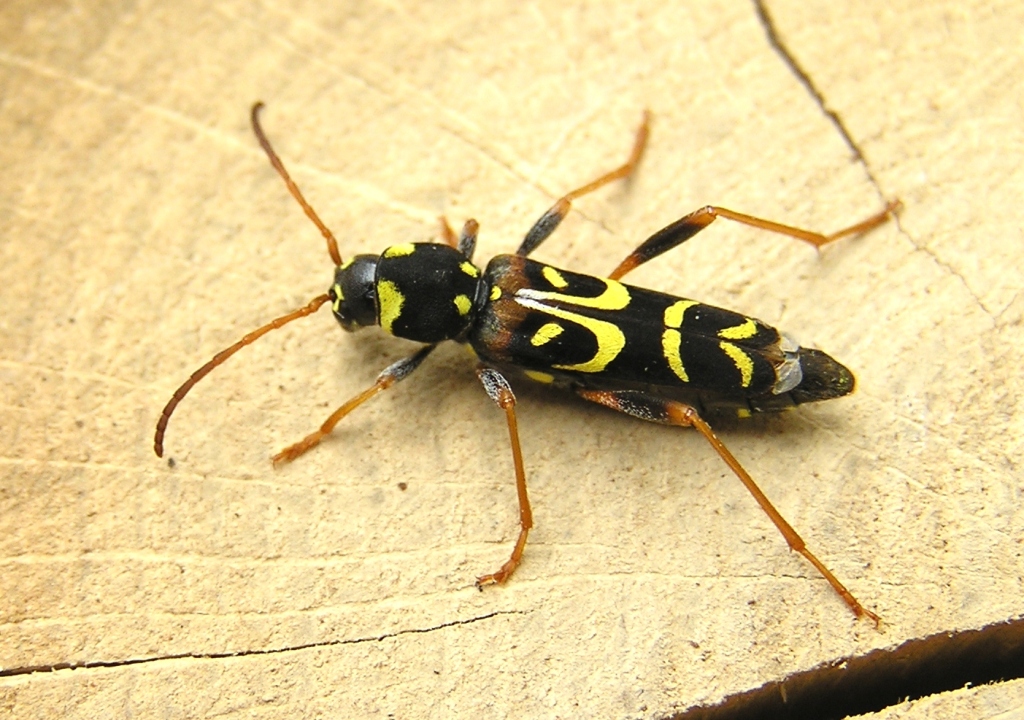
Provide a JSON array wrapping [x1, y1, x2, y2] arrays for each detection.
[[155, 103, 899, 624]]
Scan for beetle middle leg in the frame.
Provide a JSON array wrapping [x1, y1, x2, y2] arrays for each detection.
[[475, 366, 533, 587], [516, 112, 650, 257], [575, 386, 881, 625]]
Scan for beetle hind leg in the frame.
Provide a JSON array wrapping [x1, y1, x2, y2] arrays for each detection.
[[609, 200, 901, 280], [575, 387, 880, 625]]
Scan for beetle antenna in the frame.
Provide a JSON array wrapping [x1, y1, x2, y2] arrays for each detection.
[[154, 293, 331, 457], [251, 102, 343, 266]]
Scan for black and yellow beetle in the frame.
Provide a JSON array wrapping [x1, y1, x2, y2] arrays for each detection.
[[155, 103, 899, 623]]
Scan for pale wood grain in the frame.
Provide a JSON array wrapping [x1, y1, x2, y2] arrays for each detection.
[[1, 0, 1021, 717]]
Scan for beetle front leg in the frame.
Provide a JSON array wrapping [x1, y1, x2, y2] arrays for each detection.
[[273, 344, 436, 464]]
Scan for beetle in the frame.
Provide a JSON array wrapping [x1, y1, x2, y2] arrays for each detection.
[[155, 103, 899, 623]]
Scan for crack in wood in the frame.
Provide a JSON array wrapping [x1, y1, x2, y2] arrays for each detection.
[[753, 0, 868, 168], [0, 610, 522, 678], [668, 617, 1024, 720], [752, 1, 994, 318]]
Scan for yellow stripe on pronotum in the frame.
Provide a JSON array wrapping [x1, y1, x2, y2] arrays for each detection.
[[454, 294, 473, 316], [377, 279, 404, 335], [383, 243, 416, 258]]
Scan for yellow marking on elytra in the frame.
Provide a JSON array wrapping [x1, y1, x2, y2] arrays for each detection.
[[518, 277, 630, 311], [719, 318, 758, 340], [331, 283, 344, 313], [530, 322, 564, 346], [490, 285, 502, 301], [383, 243, 416, 258], [662, 328, 689, 382], [737, 408, 752, 419], [377, 279, 404, 334], [664, 300, 699, 329], [454, 294, 472, 316], [662, 301, 699, 383], [542, 266, 568, 289], [460, 261, 479, 277], [524, 370, 555, 384], [516, 296, 625, 373], [720, 341, 754, 387]]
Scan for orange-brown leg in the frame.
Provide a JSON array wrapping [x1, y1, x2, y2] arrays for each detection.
[[516, 111, 650, 257], [439, 217, 479, 260], [576, 387, 880, 625], [609, 200, 901, 280], [439, 216, 458, 247], [474, 367, 533, 587], [458, 219, 479, 260], [273, 344, 436, 464]]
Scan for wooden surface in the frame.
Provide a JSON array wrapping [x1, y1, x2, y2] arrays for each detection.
[[861, 678, 1024, 720], [1, 1, 1022, 717]]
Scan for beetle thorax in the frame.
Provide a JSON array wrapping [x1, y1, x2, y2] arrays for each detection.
[[332, 243, 484, 343]]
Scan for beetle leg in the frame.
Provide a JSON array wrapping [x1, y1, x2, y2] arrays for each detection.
[[458, 219, 479, 260], [273, 344, 436, 464], [609, 200, 901, 280], [474, 366, 534, 587], [516, 112, 650, 257], [575, 387, 881, 625], [439, 216, 458, 248], [439, 217, 478, 260]]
